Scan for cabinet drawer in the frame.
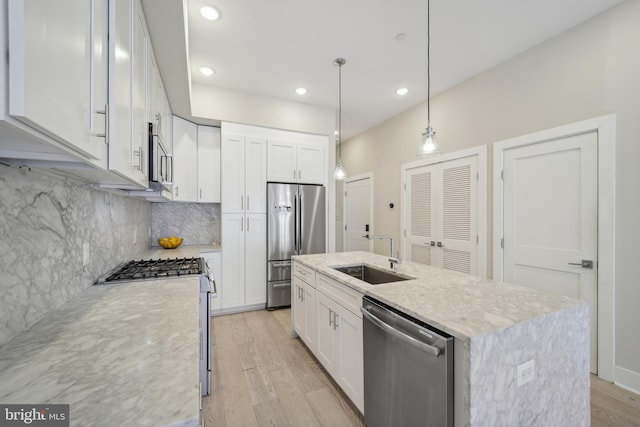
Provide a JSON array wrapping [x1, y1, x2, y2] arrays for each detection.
[[316, 273, 363, 318], [294, 262, 315, 286]]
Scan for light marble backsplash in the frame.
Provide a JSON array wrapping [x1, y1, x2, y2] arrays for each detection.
[[151, 202, 220, 246], [0, 165, 150, 347]]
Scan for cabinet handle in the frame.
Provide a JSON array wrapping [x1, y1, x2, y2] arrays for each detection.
[[298, 170, 301, 180], [247, 196, 250, 210], [240, 217, 243, 231], [133, 147, 142, 171], [241, 196, 244, 210], [333, 312, 338, 330], [175, 185, 179, 197], [200, 189, 202, 200], [95, 104, 109, 144], [199, 332, 203, 360], [199, 383, 202, 409], [293, 169, 296, 180], [437, 242, 443, 248], [247, 217, 250, 231], [329, 309, 333, 326]]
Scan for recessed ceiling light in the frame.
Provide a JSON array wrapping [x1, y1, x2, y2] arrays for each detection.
[[200, 6, 220, 21], [295, 87, 308, 95], [396, 87, 409, 96], [200, 67, 215, 76]]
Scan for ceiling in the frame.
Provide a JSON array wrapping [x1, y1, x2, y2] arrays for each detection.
[[143, 0, 623, 139]]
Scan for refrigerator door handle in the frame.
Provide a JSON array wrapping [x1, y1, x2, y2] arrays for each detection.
[[298, 194, 303, 254], [293, 195, 298, 252]]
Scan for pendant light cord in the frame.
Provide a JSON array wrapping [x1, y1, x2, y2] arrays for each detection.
[[427, 0, 431, 125], [338, 61, 342, 159]]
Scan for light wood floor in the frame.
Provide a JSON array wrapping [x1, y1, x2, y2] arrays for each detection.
[[203, 309, 640, 427]]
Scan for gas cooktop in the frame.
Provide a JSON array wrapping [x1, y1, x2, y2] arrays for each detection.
[[97, 257, 203, 283]]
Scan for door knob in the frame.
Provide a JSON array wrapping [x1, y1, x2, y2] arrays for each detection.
[[568, 260, 593, 269]]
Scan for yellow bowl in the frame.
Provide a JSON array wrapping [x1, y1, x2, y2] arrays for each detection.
[[158, 237, 183, 249]]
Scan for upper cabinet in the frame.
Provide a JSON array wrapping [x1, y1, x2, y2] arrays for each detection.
[[5, 0, 109, 163], [108, 0, 150, 188], [267, 139, 325, 184], [172, 116, 198, 202], [197, 126, 221, 203], [0, 0, 172, 191], [173, 116, 221, 203]]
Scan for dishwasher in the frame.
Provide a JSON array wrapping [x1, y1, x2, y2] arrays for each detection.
[[361, 296, 453, 427]]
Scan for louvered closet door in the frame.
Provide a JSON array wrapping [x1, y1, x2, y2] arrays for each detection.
[[404, 156, 478, 274], [438, 157, 478, 275], [405, 166, 437, 266]]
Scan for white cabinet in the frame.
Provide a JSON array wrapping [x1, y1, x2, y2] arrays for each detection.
[[221, 213, 266, 310], [108, 0, 150, 188], [6, 0, 108, 163], [292, 265, 316, 352], [172, 116, 221, 203], [221, 134, 267, 213], [314, 273, 364, 413], [197, 126, 221, 203], [172, 116, 198, 202], [201, 251, 222, 314], [267, 139, 326, 184]]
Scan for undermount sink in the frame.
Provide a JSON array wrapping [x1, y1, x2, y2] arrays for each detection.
[[331, 264, 414, 285]]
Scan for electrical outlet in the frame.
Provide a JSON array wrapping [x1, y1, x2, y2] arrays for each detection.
[[517, 359, 535, 387], [82, 242, 90, 267]]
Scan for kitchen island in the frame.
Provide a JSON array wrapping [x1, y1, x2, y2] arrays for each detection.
[[0, 245, 218, 427], [293, 251, 590, 426]]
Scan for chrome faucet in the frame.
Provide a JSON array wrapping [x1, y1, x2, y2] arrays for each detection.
[[363, 234, 401, 270]]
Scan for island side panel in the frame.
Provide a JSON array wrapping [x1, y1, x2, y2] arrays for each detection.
[[468, 303, 589, 426], [454, 338, 471, 427]]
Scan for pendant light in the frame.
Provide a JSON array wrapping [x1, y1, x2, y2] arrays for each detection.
[[334, 58, 347, 180], [417, 0, 441, 157]]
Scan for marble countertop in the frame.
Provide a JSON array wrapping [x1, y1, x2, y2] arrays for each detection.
[[293, 251, 584, 340], [0, 278, 201, 427]]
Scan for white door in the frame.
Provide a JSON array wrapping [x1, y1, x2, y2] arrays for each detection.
[[267, 140, 297, 183], [172, 116, 198, 202], [501, 131, 598, 372], [345, 176, 372, 252], [244, 214, 267, 305], [197, 126, 221, 203], [404, 156, 478, 274], [297, 142, 325, 184], [221, 134, 245, 213], [244, 138, 267, 213], [405, 165, 436, 265], [221, 214, 245, 309]]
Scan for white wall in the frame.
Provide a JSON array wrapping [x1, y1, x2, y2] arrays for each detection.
[[341, 0, 640, 391]]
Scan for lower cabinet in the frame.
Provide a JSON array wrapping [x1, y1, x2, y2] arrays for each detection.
[[220, 213, 266, 311], [292, 262, 364, 414], [293, 273, 316, 352]]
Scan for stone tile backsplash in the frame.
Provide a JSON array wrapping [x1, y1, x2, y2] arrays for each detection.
[[0, 165, 150, 347], [151, 202, 220, 246]]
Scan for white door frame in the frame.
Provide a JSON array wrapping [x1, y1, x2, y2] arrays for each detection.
[[493, 114, 615, 381], [401, 145, 488, 278], [343, 172, 374, 252]]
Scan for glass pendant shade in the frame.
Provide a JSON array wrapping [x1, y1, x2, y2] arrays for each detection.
[[418, 124, 440, 156], [334, 158, 346, 180]]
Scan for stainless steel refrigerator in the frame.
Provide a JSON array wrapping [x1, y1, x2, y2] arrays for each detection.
[[267, 183, 326, 309]]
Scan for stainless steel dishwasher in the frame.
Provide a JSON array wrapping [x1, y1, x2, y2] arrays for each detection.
[[361, 296, 453, 427]]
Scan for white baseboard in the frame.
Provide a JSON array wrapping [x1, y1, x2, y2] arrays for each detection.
[[615, 366, 640, 395], [211, 303, 266, 317]]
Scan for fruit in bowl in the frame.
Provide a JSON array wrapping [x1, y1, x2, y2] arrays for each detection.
[[158, 236, 183, 249]]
